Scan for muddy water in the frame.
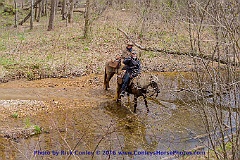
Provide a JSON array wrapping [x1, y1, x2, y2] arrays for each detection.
[[0, 73, 209, 160]]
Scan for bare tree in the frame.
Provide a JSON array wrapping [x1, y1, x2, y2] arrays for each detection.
[[44, 0, 47, 16], [14, 0, 17, 28], [34, 1, 38, 20], [61, 0, 67, 20], [30, 0, 34, 29], [48, 0, 56, 31], [83, 0, 108, 38], [83, 0, 90, 38], [186, 0, 240, 159], [19, 0, 43, 25], [36, 2, 41, 22], [68, 0, 74, 23]]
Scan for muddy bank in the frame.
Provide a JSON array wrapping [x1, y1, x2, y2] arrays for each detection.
[[0, 52, 225, 84], [0, 74, 111, 119]]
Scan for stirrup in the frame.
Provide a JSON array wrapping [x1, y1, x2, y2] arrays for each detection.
[[120, 91, 125, 97]]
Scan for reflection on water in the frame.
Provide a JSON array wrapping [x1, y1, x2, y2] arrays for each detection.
[[0, 105, 206, 159], [104, 102, 158, 158]]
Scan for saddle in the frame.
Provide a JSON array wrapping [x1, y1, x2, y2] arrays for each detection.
[[108, 55, 121, 69], [117, 70, 138, 87], [108, 60, 119, 69]]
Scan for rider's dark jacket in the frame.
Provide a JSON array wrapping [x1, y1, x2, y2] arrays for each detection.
[[123, 56, 141, 78]]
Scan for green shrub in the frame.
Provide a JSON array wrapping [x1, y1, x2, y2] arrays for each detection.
[[0, 42, 6, 51], [2, 4, 15, 15], [24, 117, 31, 128], [26, 71, 34, 80], [34, 125, 42, 134], [11, 112, 18, 118], [0, 56, 16, 66]]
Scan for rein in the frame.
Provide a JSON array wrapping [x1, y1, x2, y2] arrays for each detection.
[[144, 82, 159, 98]]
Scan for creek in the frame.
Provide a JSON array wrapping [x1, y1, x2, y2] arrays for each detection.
[[1, 72, 237, 160]]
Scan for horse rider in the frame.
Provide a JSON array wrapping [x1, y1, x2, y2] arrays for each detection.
[[120, 50, 141, 97], [110, 41, 133, 69], [121, 41, 134, 59]]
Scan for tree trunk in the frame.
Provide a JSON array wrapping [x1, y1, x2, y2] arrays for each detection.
[[55, 0, 59, 13], [83, 0, 90, 38], [34, 2, 38, 20], [48, 0, 56, 31], [14, 0, 17, 28], [41, 0, 45, 16], [68, 0, 74, 23], [61, 0, 66, 20], [44, 0, 47, 16], [37, 2, 41, 22], [30, 0, 34, 30]]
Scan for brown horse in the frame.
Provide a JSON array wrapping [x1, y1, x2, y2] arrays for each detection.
[[103, 58, 123, 90], [116, 75, 160, 113]]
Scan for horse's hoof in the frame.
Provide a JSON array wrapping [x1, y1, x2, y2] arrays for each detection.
[[104, 86, 107, 90]]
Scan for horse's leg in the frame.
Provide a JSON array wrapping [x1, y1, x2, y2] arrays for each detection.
[[134, 95, 137, 113], [105, 71, 114, 90], [116, 83, 122, 102], [104, 68, 109, 90], [108, 72, 115, 88], [143, 95, 149, 113], [106, 73, 110, 89]]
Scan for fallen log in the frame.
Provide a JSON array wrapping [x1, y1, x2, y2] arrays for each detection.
[[19, 0, 42, 25], [117, 28, 239, 67], [73, 8, 85, 13]]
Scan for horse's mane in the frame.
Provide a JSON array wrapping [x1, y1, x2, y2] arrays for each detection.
[[131, 75, 158, 88]]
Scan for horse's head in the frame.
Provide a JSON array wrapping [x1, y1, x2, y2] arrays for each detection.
[[116, 54, 122, 60], [147, 80, 160, 97], [148, 80, 160, 97], [144, 75, 160, 97]]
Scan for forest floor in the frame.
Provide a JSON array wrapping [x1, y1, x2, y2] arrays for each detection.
[[0, 7, 223, 83]]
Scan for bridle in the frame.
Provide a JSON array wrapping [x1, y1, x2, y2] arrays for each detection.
[[147, 81, 160, 98]]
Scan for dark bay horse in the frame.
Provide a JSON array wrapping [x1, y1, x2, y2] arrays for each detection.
[[103, 56, 160, 113], [116, 75, 160, 113]]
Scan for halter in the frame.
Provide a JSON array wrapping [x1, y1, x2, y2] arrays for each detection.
[[146, 81, 160, 98]]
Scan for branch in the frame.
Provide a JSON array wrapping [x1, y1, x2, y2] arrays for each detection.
[[117, 28, 239, 67], [19, 0, 43, 25]]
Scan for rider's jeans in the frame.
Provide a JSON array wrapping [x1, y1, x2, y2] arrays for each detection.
[[121, 72, 130, 92]]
